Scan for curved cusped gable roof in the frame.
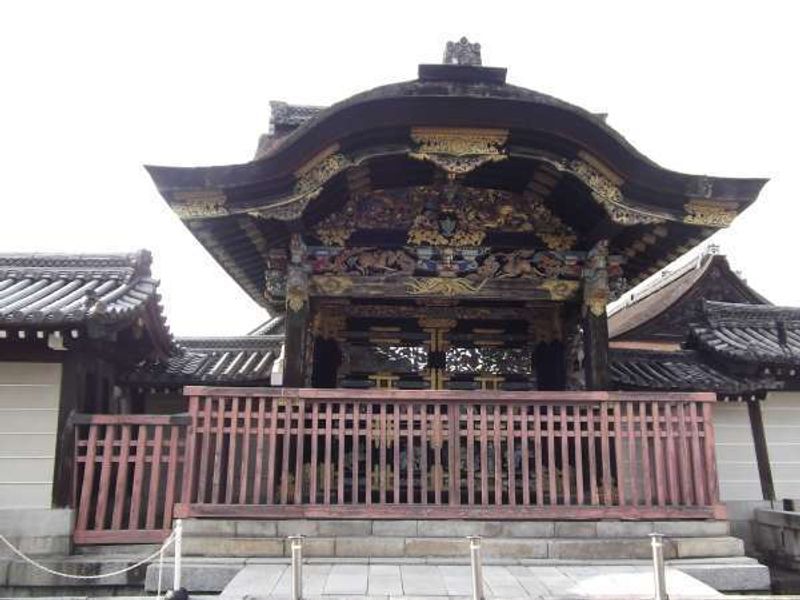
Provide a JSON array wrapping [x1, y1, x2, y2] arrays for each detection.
[[146, 45, 768, 308]]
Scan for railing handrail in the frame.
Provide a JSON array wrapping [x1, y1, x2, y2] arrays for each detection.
[[182, 386, 717, 403], [72, 413, 192, 425]]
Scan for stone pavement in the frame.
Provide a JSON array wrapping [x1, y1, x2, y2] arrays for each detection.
[[220, 563, 723, 599]]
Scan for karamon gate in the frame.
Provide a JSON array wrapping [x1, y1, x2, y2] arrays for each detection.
[[72, 39, 766, 542]]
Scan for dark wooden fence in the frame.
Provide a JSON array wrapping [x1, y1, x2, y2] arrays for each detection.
[[72, 388, 723, 543], [73, 414, 190, 544]]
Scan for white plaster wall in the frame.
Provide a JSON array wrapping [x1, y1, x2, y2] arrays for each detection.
[[0, 362, 61, 508], [713, 402, 762, 502], [763, 391, 800, 500]]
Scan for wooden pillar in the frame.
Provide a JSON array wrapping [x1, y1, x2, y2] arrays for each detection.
[[582, 311, 609, 390], [582, 241, 610, 390], [283, 233, 310, 388], [747, 398, 776, 502]]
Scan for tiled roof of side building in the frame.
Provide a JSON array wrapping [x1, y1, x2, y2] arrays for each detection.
[[608, 252, 767, 341], [124, 335, 283, 386], [609, 348, 778, 395], [0, 250, 172, 353], [691, 300, 800, 365]]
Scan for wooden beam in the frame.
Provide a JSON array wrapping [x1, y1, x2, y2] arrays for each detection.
[[747, 399, 776, 502]]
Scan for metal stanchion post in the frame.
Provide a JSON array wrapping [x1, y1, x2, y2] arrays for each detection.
[[467, 535, 484, 600], [649, 533, 669, 600], [289, 535, 304, 600], [167, 519, 188, 600], [173, 519, 183, 592]]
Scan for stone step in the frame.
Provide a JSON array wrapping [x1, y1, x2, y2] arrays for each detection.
[[180, 535, 745, 560], [180, 518, 730, 539], [142, 557, 770, 595]]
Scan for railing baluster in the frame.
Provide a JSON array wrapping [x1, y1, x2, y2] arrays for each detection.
[[664, 402, 679, 505], [280, 399, 292, 505], [197, 397, 213, 503], [652, 401, 666, 506], [640, 401, 653, 507], [77, 424, 99, 533], [145, 424, 164, 529], [394, 403, 401, 504], [162, 426, 180, 530], [211, 398, 226, 504], [534, 404, 544, 506], [521, 405, 530, 506], [433, 403, 443, 505], [506, 404, 516, 506], [111, 424, 131, 529], [479, 404, 488, 506], [366, 403, 373, 505], [225, 397, 239, 504], [353, 402, 361, 505], [294, 398, 305, 504], [467, 404, 475, 506], [613, 402, 626, 506], [94, 424, 116, 530], [450, 403, 461, 506], [128, 425, 148, 529], [587, 405, 599, 505], [547, 405, 557, 505], [560, 406, 571, 506], [406, 403, 413, 504], [690, 402, 706, 506], [253, 398, 266, 504], [491, 405, 501, 504], [380, 403, 388, 504], [599, 402, 612, 506], [626, 402, 639, 506], [574, 405, 584, 505], [309, 401, 319, 505], [339, 401, 346, 504], [240, 397, 253, 504], [267, 397, 279, 504], [420, 403, 428, 504], [677, 401, 693, 505]]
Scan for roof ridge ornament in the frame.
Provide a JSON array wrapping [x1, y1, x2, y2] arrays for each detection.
[[443, 37, 482, 66]]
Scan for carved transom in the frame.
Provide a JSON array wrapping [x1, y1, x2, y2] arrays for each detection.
[[314, 184, 576, 250]]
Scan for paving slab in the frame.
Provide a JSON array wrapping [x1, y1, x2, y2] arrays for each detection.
[[367, 564, 403, 596], [400, 564, 448, 596], [324, 564, 369, 595]]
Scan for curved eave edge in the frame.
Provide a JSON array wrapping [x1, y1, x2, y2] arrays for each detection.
[[142, 87, 769, 206]]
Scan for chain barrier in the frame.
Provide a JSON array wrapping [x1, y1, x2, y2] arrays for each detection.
[[0, 530, 175, 581]]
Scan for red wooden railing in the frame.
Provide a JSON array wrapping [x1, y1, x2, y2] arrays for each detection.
[[72, 389, 723, 544], [73, 414, 190, 544]]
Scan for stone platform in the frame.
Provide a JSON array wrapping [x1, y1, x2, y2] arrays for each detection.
[[177, 518, 745, 560]]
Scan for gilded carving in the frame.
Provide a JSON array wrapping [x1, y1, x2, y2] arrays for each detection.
[[409, 128, 508, 176], [314, 184, 576, 250], [250, 153, 352, 222], [582, 241, 610, 317], [683, 199, 738, 227], [566, 160, 665, 226], [312, 275, 354, 295], [540, 280, 580, 301], [285, 266, 309, 312], [407, 277, 487, 296], [171, 189, 228, 219]]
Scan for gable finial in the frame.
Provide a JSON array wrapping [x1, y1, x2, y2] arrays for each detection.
[[443, 37, 482, 66]]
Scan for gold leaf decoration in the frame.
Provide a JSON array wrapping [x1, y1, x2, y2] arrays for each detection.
[[406, 277, 487, 296], [683, 199, 738, 228], [171, 189, 228, 219], [568, 160, 665, 226], [409, 127, 508, 176]]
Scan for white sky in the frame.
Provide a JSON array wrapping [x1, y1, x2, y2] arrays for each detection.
[[1, 1, 798, 336]]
